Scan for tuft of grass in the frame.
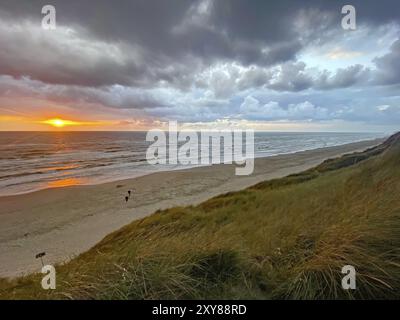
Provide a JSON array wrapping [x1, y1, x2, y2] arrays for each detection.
[[1, 132, 400, 300]]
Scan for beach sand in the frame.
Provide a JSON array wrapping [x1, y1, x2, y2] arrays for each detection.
[[0, 139, 384, 278]]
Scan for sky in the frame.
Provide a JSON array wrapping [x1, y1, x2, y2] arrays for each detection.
[[0, 0, 399, 132]]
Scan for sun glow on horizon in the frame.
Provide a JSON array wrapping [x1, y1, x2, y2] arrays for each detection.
[[40, 118, 109, 128], [41, 118, 81, 128]]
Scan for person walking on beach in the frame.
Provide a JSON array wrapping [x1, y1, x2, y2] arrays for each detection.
[[125, 196, 129, 202]]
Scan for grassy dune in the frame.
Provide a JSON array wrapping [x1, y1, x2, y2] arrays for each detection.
[[1, 133, 400, 300]]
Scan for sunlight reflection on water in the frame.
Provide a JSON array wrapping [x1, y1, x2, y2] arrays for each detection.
[[46, 177, 87, 188]]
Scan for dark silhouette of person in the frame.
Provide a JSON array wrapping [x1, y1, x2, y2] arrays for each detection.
[[128, 190, 131, 197], [125, 196, 129, 202]]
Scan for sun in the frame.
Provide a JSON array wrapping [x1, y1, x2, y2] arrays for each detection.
[[41, 118, 80, 128], [50, 119, 66, 127], [39, 118, 111, 129]]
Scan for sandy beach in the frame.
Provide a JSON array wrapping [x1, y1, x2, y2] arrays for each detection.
[[0, 138, 384, 278]]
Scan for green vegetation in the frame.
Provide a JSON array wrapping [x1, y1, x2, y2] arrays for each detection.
[[1, 133, 400, 300]]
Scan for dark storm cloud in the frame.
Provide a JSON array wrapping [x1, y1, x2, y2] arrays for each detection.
[[0, 75, 169, 111], [373, 39, 400, 86], [0, 0, 397, 88], [267, 62, 314, 92]]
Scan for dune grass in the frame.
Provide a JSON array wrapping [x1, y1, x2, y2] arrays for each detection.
[[1, 133, 400, 300]]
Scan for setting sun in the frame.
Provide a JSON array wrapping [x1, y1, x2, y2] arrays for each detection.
[[39, 118, 109, 129], [47, 119, 68, 127], [41, 118, 82, 128]]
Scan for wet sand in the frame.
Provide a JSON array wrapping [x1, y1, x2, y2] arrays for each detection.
[[0, 139, 383, 278]]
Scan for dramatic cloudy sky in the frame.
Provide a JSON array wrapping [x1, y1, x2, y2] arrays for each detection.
[[0, 0, 399, 131]]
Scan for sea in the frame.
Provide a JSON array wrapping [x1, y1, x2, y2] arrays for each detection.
[[0, 131, 386, 196]]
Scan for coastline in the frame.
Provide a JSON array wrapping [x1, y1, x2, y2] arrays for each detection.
[[0, 138, 384, 278], [0, 133, 386, 197]]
